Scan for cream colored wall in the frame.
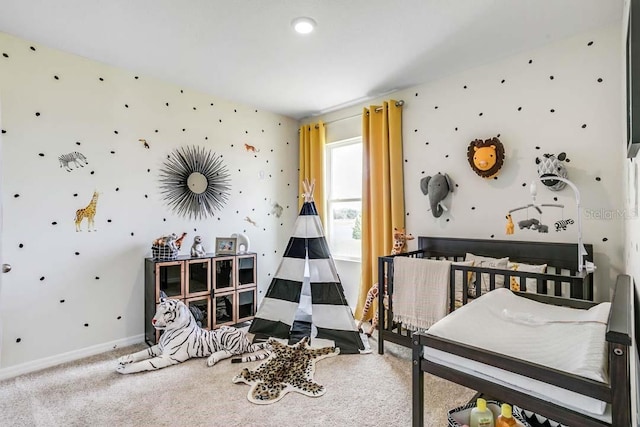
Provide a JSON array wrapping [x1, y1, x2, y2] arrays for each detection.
[[313, 24, 625, 305], [0, 32, 299, 374]]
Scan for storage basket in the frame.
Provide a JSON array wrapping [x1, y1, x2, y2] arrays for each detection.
[[448, 400, 531, 427], [152, 244, 179, 261]]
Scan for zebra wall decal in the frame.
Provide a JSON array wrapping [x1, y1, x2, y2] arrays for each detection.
[[59, 151, 88, 172]]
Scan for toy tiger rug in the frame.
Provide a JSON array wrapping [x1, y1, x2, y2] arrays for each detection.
[[116, 298, 268, 374], [232, 336, 339, 404]]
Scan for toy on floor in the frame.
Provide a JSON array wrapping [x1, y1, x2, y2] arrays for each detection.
[[116, 298, 268, 373], [190, 235, 207, 257], [505, 214, 514, 235], [357, 228, 413, 336]]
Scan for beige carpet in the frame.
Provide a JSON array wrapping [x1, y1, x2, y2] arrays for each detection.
[[0, 335, 475, 426]]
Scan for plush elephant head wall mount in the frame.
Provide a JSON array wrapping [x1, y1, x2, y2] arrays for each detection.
[[420, 172, 453, 218]]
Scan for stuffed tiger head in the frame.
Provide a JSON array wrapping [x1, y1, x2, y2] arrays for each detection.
[[152, 298, 191, 330]]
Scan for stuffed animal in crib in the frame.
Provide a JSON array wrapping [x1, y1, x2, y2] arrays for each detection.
[[357, 228, 413, 336], [190, 235, 207, 257], [116, 298, 268, 374]]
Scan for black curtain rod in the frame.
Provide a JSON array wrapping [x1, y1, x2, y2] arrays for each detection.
[[305, 99, 405, 129]]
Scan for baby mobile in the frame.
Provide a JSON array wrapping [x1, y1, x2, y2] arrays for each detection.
[[505, 152, 575, 235]]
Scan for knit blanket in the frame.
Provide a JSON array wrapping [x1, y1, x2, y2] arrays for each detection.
[[392, 257, 451, 330], [232, 337, 339, 404]]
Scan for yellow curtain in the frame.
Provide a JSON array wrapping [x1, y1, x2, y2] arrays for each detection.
[[298, 121, 326, 222], [355, 100, 405, 321]]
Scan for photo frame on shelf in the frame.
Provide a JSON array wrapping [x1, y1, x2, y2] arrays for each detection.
[[215, 237, 237, 255]]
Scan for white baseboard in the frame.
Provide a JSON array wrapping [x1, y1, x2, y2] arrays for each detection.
[[0, 334, 144, 381]]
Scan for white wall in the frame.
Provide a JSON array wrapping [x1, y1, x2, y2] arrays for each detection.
[[0, 32, 299, 373], [313, 24, 625, 305]]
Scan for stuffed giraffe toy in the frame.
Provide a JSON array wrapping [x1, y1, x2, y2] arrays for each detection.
[[357, 227, 414, 336]]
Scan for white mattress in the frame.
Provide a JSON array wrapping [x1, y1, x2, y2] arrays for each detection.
[[425, 288, 611, 416]]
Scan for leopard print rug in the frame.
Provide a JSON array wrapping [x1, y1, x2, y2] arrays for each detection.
[[232, 336, 339, 404]]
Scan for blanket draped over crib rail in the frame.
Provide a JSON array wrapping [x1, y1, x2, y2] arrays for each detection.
[[392, 257, 451, 330]]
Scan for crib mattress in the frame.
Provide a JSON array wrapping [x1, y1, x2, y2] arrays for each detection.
[[424, 288, 611, 416]]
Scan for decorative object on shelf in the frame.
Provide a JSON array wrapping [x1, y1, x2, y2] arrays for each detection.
[[174, 232, 187, 249], [215, 237, 237, 255], [232, 336, 339, 404], [158, 145, 231, 220], [58, 151, 88, 172], [231, 232, 250, 254], [151, 233, 179, 260], [116, 298, 268, 374], [74, 190, 99, 232], [467, 137, 505, 178], [190, 235, 207, 257], [505, 214, 514, 235], [419, 172, 453, 218], [536, 152, 569, 191]]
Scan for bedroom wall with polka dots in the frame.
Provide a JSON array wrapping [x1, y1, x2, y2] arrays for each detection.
[[315, 25, 625, 303], [0, 32, 299, 370]]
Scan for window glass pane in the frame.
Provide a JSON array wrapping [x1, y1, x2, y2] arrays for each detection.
[[328, 201, 362, 259], [330, 143, 362, 199]]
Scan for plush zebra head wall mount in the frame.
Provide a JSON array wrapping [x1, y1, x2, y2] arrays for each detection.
[[535, 152, 569, 191]]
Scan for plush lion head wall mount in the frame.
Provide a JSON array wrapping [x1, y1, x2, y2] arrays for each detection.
[[467, 137, 505, 178]]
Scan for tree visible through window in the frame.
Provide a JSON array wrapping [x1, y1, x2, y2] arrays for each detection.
[[325, 137, 362, 261]]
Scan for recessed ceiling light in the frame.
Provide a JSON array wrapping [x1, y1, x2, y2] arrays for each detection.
[[292, 17, 316, 34]]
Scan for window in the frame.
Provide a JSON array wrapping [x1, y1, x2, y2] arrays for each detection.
[[325, 137, 362, 261]]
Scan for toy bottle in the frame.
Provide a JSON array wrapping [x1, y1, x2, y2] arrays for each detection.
[[495, 403, 517, 427], [469, 398, 494, 427]]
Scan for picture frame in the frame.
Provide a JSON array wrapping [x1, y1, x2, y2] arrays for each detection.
[[215, 237, 237, 255]]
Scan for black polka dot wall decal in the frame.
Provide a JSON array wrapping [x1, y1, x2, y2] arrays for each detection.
[[18, 243, 23, 248], [155, 129, 158, 133], [76, 141, 81, 145], [414, 129, 418, 132], [425, 142, 429, 145], [234, 109, 237, 112], [163, 218, 166, 222], [16, 338, 21, 343], [75, 252, 80, 255], [479, 112, 483, 116], [35, 112, 40, 117], [582, 124, 587, 129], [602, 237, 609, 242], [90, 171, 95, 175], [115, 187, 119, 191], [1, 129, 6, 134], [54, 75, 59, 80], [95, 276, 100, 280], [445, 154, 449, 158], [30, 46, 36, 51], [147, 169, 151, 172], [166, 102, 169, 106], [597, 78, 603, 83], [2, 53, 8, 58], [114, 130, 118, 134], [38, 153, 45, 157], [84, 323, 89, 327], [490, 234, 495, 238], [108, 219, 112, 223], [463, 85, 467, 89], [553, 197, 558, 201], [60, 299, 65, 303], [110, 150, 115, 154], [549, 75, 554, 80], [99, 77, 104, 81], [455, 184, 459, 187], [588, 41, 594, 46], [180, 89, 184, 93], [117, 316, 122, 320], [501, 79, 505, 83], [40, 277, 45, 281], [144, 194, 148, 198], [13, 194, 19, 198], [182, 128, 186, 132], [135, 76, 139, 79], [446, 218, 450, 222], [124, 104, 128, 108], [528, 59, 533, 64], [455, 127, 458, 131], [522, 183, 527, 187], [494, 176, 498, 180], [471, 206, 476, 210], [595, 177, 601, 181], [219, 119, 222, 123], [435, 106, 438, 109], [51, 221, 58, 225], [73, 193, 78, 197], [131, 232, 134, 236], [550, 109, 555, 113], [211, 103, 214, 106], [535, 146, 540, 150]]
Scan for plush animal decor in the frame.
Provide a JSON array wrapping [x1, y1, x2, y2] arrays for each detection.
[[357, 228, 413, 336], [420, 172, 453, 218], [536, 152, 569, 191], [116, 299, 267, 373], [505, 214, 515, 235], [518, 218, 540, 230], [467, 137, 505, 178], [232, 336, 339, 404], [190, 235, 206, 257]]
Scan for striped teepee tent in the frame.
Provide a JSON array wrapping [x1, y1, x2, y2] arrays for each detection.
[[248, 180, 367, 354]]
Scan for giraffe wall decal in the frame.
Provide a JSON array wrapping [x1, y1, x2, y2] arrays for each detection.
[[75, 191, 99, 232]]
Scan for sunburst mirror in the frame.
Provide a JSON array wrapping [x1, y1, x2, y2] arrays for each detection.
[[159, 145, 231, 220]]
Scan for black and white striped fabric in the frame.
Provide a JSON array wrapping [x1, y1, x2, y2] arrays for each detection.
[[248, 200, 366, 354]]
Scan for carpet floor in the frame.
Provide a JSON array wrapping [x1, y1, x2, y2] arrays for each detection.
[[0, 334, 475, 426]]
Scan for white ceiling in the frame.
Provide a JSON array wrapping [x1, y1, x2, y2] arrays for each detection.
[[0, 0, 624, 120]]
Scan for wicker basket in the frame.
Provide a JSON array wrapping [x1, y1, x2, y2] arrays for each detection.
[[152, 244, 179, 261]]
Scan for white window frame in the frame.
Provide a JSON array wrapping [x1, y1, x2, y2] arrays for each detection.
[[325, 136, 362, 262]]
